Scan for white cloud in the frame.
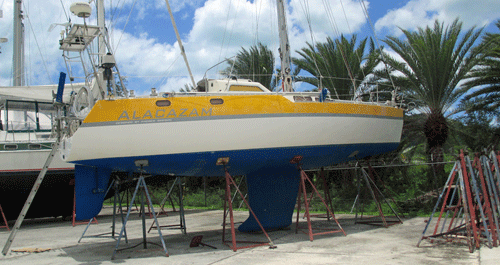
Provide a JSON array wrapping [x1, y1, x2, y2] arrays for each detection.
[[289, 0, 367, 39], [375, 0, 500, 36], [0, 0, 369, 91], [7, 0, 498, 94]]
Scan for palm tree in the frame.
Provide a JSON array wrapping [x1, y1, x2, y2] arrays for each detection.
[[223, 43, 275, 90], [382, 19, 484, 187], [461, 20, 500, 115], [293, 35, 381, 100]]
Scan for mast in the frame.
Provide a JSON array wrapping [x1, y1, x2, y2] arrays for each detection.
[[97, 0, 105, 64], [164, 0, 196, 88], [12, 0, 25, 86], [276, 0, 292, 92]]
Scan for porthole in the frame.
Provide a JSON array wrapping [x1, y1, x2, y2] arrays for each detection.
[[29, 144, 42, 150], [4, 144, 18, 150], [156, 100, 171, 107], [210, 98, 224, 105]]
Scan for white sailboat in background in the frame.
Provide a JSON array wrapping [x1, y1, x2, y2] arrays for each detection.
[[57, 0, 403, 231], [0, 0, 75, 220]]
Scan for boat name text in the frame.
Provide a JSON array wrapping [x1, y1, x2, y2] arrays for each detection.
[[118, 108, 213, 120]]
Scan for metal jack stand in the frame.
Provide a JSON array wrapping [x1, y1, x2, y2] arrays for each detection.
[[354, 164, 403, 227], [302, 168, 335, 221], [292, 156, 346, 241], [0, 204, 9, 231], [417, 150, 500, 253], [78, 178, 128, 243], [148, 177, 186, 234], [138, 188, 167, 219], [111, 161, 168, 260], [217, 157, 276, 251]]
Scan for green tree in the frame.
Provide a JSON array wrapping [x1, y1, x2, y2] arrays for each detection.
[[293, 35, 381, 100], [461, 20, 500, 115], [453, 111, 500, 152], [223, 43, 275, 90], [382, 19, 484, 169]]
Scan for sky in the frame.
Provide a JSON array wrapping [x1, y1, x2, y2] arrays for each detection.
[[0, 0, 500, 94]]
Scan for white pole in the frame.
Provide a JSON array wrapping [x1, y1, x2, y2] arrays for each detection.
[[12, 0, 24, 86], [164, 0, 196, 88]]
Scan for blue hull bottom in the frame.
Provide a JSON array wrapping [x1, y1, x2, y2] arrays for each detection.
[[238, 167, 300, 232], [74, 165, 111, 220], [74, 143, 399, 225]]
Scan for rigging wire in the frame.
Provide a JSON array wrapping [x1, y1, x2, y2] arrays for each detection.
[[339, 0, 368, 93], [217, 0, 232, 67], [217, 0, 241, 78], [1, 0, 14, 85], [22, 2, 52, 84], [358, 0, 398, 98], [59, 0, 70, 21], [321, 0, 356, 98], [113, 0, 137, 55], [154, 52, 181, 89], [297, 0, 342, 98]]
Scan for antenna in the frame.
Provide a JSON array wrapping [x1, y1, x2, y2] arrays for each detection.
[[69, 2, 92, 18]]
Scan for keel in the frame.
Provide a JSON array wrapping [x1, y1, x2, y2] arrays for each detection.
[[238, 167, 299, 232], [74, 165, 111, 220]]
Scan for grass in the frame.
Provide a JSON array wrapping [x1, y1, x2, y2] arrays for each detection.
[[103, 187, 437, 218]]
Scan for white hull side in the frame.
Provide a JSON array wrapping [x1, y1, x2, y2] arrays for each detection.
[[0, 149, 74, 173], [63, 115, 403, 162]]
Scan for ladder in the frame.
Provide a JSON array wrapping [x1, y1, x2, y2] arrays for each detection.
[[2, 73, 66, 256], [1, 141, 61, 255]]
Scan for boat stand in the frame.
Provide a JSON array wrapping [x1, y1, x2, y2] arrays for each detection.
[[302, 168, 335, 221], [222, 175, 248, 224], [218, 157, 276, 251], [111, 162, 168, 260], [138, 188, 168, 219], [354, 164, 403, 227], [417, 150, 500, 252], [0, 204, 9, 231], [78, 178, 128, 243], [291, 156, 346, 241], [151, 177, 182, 217], [148, 177, 186, 234]]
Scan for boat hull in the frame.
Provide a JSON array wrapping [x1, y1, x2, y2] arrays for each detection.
[[62, 94, 403, 175], [64, 95, 403, 225], [0, 147, 75, 220], [0, 170, 74, 220]]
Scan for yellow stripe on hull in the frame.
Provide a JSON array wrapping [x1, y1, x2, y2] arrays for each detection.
[[83, 95, 403, 124]]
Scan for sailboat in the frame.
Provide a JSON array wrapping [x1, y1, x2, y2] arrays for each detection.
[[59, 1, 403, 231], [0, 1, 75, 220]]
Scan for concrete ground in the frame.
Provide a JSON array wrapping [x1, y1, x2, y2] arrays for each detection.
[[0, 207, 498, 264]]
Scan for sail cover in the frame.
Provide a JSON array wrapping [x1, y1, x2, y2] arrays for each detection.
[[0, 83, 84, 103]]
